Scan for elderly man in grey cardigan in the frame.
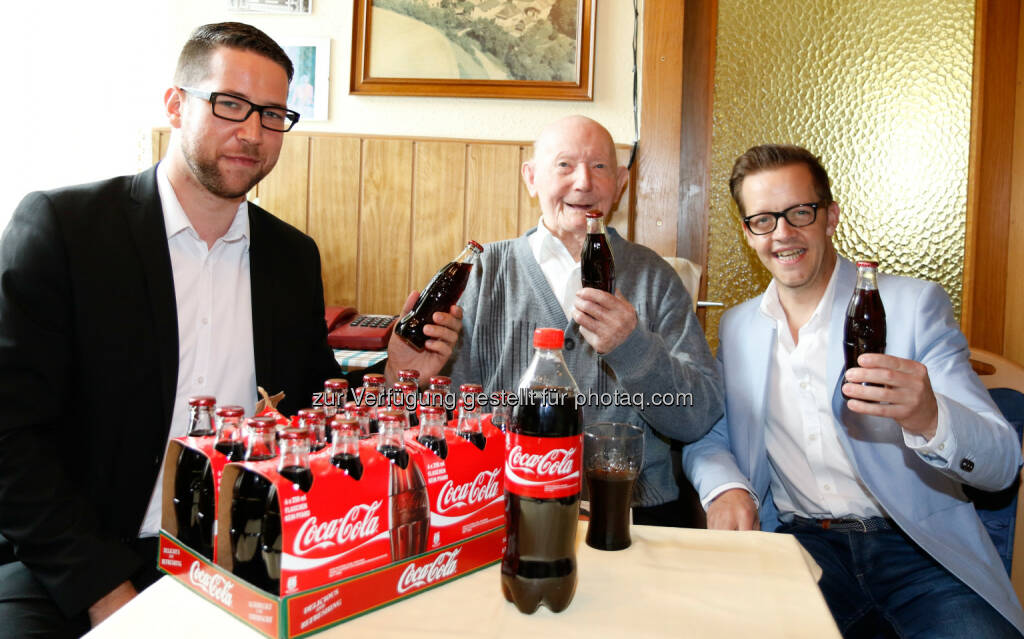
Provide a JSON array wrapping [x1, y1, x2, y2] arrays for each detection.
[[444, 115, 724, 526]]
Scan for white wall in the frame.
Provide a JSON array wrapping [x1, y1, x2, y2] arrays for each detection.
[[0, 1, 639, 236]]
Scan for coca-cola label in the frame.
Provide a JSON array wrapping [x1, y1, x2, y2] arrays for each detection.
[[188, 561, 234, 607], [293, 500, 383, 555], [504, 433, 582, 499], [395, 548, 461, 594]]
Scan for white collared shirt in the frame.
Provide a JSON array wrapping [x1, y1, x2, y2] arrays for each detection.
[[139, 163, 258, 537], [528, 217, 582, 320]]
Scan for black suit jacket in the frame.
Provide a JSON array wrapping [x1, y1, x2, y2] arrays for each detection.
[[0, 166, 341, 616]]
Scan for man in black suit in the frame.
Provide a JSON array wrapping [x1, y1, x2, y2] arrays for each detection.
[[0, 22, 459, 637]]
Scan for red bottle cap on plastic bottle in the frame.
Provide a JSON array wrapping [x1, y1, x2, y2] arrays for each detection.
[[188, 396, 216, 407], [533, 328, 565, 349], [215, 405, 244, 417]]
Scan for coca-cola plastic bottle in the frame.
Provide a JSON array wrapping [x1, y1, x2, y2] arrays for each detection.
[[330, 417, 364, 480], [429, 375, 454, 422], [376, 413, 429, 560], [214, 404, 245, 461], [502, 328, 583, 614], [416, 405, 448, 459], [297, 408, 327, 453], [457, 383, 486, 451], [395, 240, 483, 350], [230, 416, 278, 592], [173, 395, 216, 559], [844, 260, 887, 396], [581, 210, 614, 293]]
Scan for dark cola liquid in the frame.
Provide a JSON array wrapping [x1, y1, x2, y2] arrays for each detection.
[[387, 455, 430, 561], [378, 445, 410, 469], [395, 262, 473, 350], [581, 232, 614, 293], [502, 391, 582, 614], [417, 434, 448, 460], [331, 453, 364, 480], [458, 431, 486, 451], [279, 465, 314, 492], [215, 440, 246, 462], [844, 287, 886, 398], [172, 447, 214, 559], [260, 486, 281, 595], [230, 471, 276, 592], [585, 469, 638, 551]]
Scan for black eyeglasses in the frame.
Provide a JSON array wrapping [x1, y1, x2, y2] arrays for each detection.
[[179, 87, 300, 132], [742, 202, 824, 235]]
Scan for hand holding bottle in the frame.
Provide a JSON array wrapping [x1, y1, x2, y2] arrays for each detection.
[[386, 292, 463, 384], [843, 353, 939, 439], [572, 287, 637, 354]]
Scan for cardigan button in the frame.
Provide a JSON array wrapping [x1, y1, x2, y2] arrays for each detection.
[[564, 338, 575, 351], [959, 458, 974, 472]]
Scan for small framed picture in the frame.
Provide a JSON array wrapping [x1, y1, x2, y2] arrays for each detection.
[[280, 38, 331, 122], [229, 0, 312, 15]]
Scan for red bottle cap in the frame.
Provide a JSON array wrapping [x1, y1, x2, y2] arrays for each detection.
[[363, 373, 385, 385], [298, 408, 325, 420], [188, 396, 216, 407], [394, 381, 417, 392], [378, 412, 405, 427], [215, 405, 244, 417], [429, 376, 451, 386], [398, 369, 420, 380], [420, 405, 444, 416], [460, 383, 483, 394], [325, 378, 348, 391], [279, 428, 310, 441], [330, 417, 359, 431], [585, 210, 604, 219], [856, 260, 879, 268], [245, 416, 276, 431], [468, 240, 484, 254], [345, 401, 370, 417], [533, 328, 565, 349]]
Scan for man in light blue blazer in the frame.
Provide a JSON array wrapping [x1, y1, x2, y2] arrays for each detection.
[[682, 144, 1024, 638]]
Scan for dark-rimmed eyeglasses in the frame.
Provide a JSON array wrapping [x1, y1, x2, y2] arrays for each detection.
[[742, 202, 823, 235], [179, 87, 300, 132]]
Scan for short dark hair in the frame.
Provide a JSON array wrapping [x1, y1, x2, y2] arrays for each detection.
[[729, 144, 833, 214], [173, 22, 294, 86]]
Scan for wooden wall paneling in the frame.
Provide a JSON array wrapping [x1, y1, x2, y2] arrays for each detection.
[[1005, 2, 1024, 367], [615, 146, 635, 242], [963, 0, 1020, 352], [517, 145, 539, 237], [466, 144, 521, 245], [636, 0, 685, 257], [359, 138, 414, 314], [258, 134, 310, 233], [153, 130, 169, 164], [308, 136, 361, 307], [412, 141, 468, 290]]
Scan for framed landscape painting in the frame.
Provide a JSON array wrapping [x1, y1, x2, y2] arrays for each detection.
[[350, 0, 595, 100]]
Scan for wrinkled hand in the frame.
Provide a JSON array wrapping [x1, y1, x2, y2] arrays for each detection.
[[706, 488, 758, 531], [88, 580, 137, 627], [572, 287, 637, 354], [386, 291, 463, 385], [842, 353, 938, 439]]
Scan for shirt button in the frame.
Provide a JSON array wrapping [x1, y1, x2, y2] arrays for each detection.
[[960, 458, 974, 472], [800, 381, 809, 390], [564, 338, 575, 351], [938, 443, 945, 451], [823, 484, 832, 492]]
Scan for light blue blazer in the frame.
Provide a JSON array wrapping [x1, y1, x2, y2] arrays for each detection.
[[683, 257, 1024, 633]]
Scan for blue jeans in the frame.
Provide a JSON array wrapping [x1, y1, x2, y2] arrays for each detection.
[[776, 520, 1021, 639]]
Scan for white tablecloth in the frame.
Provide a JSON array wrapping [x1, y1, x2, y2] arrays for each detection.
[[87, 522, 839, 639]]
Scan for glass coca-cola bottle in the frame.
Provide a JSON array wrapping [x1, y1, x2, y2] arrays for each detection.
[[173, 395, 216, 559], [392, 381, 419, 428], [398, 369, 421, 387], [581, 210, 614, 293], [417, 405, 448, 459], [844, 260, 887, 395], [214, 405, 245, 461], [376, 413, 429, 560], [395, 240, 483, 350], [322, 378, 349, 435], [456, 383, 486, 451], [502, 328, 583, 614], [260, 428, 313, 593], [277, 429, 314, 492], [297, 407, 327, 453], [230, 417, 277, 592], [344, 401, 372, 438], [330, 417, 364, 480], [429, 375, 454, 422]]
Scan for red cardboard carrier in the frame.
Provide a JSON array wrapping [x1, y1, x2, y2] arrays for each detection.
[[159, 416, 506, 638]]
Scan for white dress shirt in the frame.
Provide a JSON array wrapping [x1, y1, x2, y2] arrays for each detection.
[[703, 259, 954, 520], [528, 217, 582, 320], [139, 163, 258, 537]]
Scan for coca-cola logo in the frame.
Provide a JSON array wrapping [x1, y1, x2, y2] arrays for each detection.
[[188, 561, 234, 606], [395, 549, 461, 594], [507, 445, 577, 477], [293, 500, 383, 555], [436, 470, 500, 513]]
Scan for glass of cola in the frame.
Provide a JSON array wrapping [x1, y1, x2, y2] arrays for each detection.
[[583, 422, 644, 551]]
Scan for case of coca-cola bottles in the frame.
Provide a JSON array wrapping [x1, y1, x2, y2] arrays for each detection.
[[159, 381, 506, 638], [395, 240, 483, 350], [503, 328, 584, 614]]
